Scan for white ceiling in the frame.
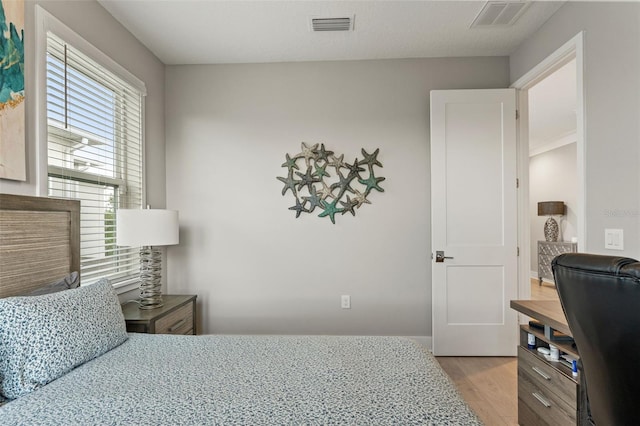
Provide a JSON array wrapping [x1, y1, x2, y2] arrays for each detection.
[[98, 0, 573, 147], [529, 59, 577, 155], [98, 0, 565, 65]]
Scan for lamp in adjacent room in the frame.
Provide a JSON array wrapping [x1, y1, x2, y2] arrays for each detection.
[[116, 207, 179, 309], [537, 201, 565, 242]]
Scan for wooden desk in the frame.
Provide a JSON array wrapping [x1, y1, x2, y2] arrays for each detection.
[[511, 300, 587, 426], [511, 300, 572, 336]]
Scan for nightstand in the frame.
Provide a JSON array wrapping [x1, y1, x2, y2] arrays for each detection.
[[121, 295, 197, 335], [538, 241, 578, 285]]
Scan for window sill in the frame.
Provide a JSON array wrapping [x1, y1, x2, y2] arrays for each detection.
[[113, 278, 140, 295]]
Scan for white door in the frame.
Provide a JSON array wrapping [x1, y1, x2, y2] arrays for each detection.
[[430, 89, 518, 356]]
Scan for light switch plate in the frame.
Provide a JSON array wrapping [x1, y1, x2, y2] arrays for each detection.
[[605, 228, 624, 250], [341, 295, 351, 309]]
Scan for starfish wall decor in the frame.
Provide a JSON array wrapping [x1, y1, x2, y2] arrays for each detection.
[[277, 143, 385, 224]]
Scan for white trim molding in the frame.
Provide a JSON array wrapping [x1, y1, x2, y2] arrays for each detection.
[[529, 131, 577, 157]]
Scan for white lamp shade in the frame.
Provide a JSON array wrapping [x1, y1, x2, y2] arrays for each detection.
[[116, 209, 179, 247]]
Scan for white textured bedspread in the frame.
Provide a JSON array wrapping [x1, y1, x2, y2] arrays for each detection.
[[0, 334, 481, 425]]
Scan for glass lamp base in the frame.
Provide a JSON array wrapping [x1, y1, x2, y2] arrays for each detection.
[[139, 246, 164, 310]]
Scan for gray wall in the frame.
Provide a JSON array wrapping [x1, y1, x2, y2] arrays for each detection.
[[165, 58, 510, 336], [511, 1, 640, 259], [530, 143, 578, 273], [0, 0, 166, 211], [10, 0, 638, 338]]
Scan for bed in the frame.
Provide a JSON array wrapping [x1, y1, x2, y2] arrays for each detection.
[[0, 194, 481, 425]]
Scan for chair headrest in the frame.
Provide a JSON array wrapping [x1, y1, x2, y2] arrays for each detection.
[[552, 253, 640, 279]]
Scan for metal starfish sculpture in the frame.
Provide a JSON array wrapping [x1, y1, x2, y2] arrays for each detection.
[[276, 142, 385, 224]]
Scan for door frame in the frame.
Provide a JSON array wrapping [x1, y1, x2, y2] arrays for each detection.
[[510, 31, 586, 302]]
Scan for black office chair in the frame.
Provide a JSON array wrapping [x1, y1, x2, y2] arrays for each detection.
[[552, 253, 640, 426]]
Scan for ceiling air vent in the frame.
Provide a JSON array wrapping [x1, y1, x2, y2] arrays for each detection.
[[471, 1, 530, 27], [309, 16, 355, 32]]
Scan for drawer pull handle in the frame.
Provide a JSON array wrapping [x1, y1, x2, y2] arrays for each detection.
[[532, 392, 552, 408], [169, 319, 187, 332], [532, 366, 551, 380]]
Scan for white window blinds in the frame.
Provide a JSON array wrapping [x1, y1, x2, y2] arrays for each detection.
[[46, 32, 145, 286]]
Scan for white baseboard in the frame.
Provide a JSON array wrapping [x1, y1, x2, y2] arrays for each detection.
[[530, 271, 554, 285], [406, 336, 432, 351]]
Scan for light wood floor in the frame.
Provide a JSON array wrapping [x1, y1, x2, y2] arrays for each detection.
[[436, 280, 559, 425], [530, 279, 561, 300]]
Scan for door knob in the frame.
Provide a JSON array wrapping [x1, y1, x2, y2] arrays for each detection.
[[435, 250, 454, 263]]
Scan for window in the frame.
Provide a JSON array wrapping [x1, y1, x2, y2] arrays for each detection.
[[46, 32, 145, 287]]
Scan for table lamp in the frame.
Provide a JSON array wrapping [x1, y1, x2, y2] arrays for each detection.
[[537, 201, 564, 242], [116, 207, 179, 309]]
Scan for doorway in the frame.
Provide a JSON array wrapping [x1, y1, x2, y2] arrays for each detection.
[[512, 32, 586, 301], [529, 59, 578, 291]]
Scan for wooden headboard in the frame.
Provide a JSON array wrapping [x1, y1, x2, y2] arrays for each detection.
[[0, 194, 80, 298]]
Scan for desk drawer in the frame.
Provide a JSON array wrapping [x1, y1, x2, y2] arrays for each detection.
[[155, 302, 193, 334], [518, 346, 577, 407], [519, 367, 577, 426]]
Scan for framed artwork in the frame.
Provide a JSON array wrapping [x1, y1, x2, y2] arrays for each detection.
[[0, 0, 25, 181]]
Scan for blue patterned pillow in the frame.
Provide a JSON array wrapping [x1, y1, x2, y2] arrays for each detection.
[[0, 278, 128, 399]]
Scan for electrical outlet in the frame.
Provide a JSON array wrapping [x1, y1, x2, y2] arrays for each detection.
[[341, 295, 351, 309]]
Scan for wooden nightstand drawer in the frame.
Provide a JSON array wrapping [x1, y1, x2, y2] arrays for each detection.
[[121, 295, 197, 335], [155, 302, 193, 334]]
